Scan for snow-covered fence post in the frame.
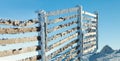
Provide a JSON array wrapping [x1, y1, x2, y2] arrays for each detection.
[[95, 12, 98, 51], [38, 10, 47, 61], [77, 5, 83, 61]]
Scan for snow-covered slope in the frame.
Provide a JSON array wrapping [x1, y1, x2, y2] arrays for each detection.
[[88, 45, 120, 61]]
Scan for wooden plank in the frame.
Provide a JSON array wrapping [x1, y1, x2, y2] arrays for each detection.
[[46, 7, 79, 16], [82, 16, 97, 21], [82, 11, 97, 17], [48, 27, 77, 42], [0, 46, 41, 57], [0, 50, 41, 61], [82, 23, 96, 27], [46, 36, 78, 56], [0, 32, 39, 39], [83, 45, 96, 54], [0, 41, 39, 51], [51, 33, 78, 48], [84, 32, 96, 36], [48, 24, 78, 38], [50, 43, 77, 61], [47, 29, 78, 47], [18, 55, 41, 61], [47, 20, 77, 33], [0, 36, 40, 45], [52, 48, 77, 61], [0, 27, 40, 34], [0, 19, 39, 26], [48, 14, 78, 24], [61, 48, 77, 61], [91, 27, 96, 29], [83, 37, 96, 43], [83, 40, 96, 48]]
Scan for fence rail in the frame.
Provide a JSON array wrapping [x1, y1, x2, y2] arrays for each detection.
[[0, 6, 98, 61]]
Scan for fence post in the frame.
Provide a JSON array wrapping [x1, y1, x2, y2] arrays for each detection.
[[38, 10, 47, 61], [77, 5, 83, 61], [95, 12, 98, 51]]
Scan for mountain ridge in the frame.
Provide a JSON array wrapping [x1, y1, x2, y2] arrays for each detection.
[[88, 45, 120, 61]]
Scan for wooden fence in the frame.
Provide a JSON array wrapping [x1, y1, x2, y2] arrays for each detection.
[[0, 6, 98, 61]]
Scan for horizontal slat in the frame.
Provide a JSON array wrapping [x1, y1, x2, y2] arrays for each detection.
[[46, 40, 77, 60], [48, 28, 77, 41], [83, 41, 96, 48], [91, 27, 96, 29], [51, 43, 77, 61], [70, 55, 78, 61], [0, 41, 39, 51], [83, 37, 96, 43], [0, 50, 41, 61], [48, 20, 77, 33], [82, 11, 97, 17], [46, 36, 78, 56], [48, 18, 77, 29], [62, 49, 77, 61], [0, 32, 39, 39], [51, 33, 78, 48], [46, 7, 79, 16], [0, 23, 39, 28], [48, 24, 78, 37], [48, 14, 77, 24], [82, 16, 97, 21], [47, 21, 77, 33], [47, 30, 78, 47], [0, 27, 40, 34], [0, 36, 40, 45], [69, 54, 78, 61], [82, 23, 96, 27], [0, 19, 39, 26], [84, 32, 96, 36], [18, 55, 41, 61], [83, 45, 96, 54], [0, 46, 40, 57]]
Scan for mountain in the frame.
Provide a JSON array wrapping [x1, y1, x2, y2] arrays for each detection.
[[100, 45, 114, 54], [88, 45, 120, 61]]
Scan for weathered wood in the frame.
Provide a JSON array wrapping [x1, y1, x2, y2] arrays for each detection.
[[0, 46, 41, 57], [83, 37, 96, 43], [84, 32, 96, 36], [0, 19, 39, 26], [46, 7, 79, 16], [82, 16, 96, 22], [83, 45, 96, 54], [38, 10, 46, 61], [48, 14, 78, 24], [47, 20, 77, 33], [83, 40, 96, 48], [47, 29, 78, 47], [52, 33, 78, 48], [82, 11, 97, 17], [0, 27, 40, 34], [77, 6, 83, 60], [49, 43, 77, 60], [0, 36, 40, 45], [82, 23, 96, 27], [18, 55, 41, 61], [46, 34, 78, 56]]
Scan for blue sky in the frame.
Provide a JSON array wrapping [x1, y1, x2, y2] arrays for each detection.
[[0, 0, 120, 52]]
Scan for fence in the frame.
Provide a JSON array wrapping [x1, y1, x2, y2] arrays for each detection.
[[0, 6, 98, 61]]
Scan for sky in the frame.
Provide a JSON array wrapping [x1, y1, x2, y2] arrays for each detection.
[[0, 0, 120, 52]]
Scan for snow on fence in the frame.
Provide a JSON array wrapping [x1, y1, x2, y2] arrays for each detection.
[[0, 6, 98, 61]]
